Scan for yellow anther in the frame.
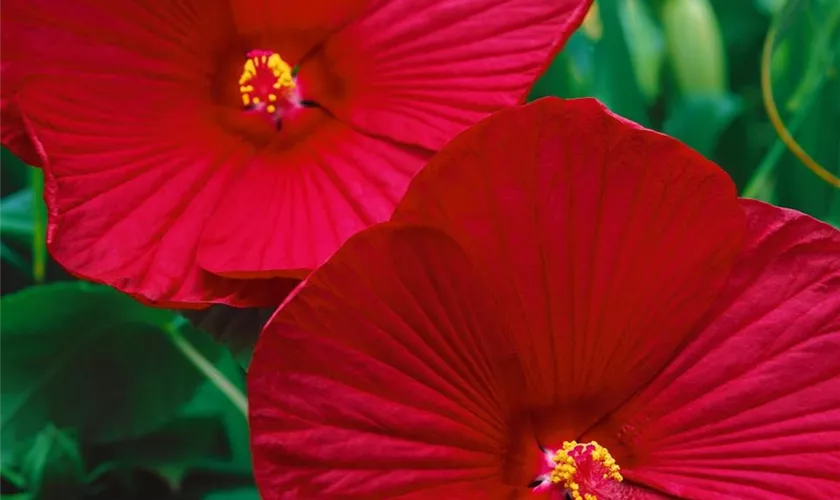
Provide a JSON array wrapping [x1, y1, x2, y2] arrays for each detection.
[[238, 51, 296, 111], [549, 441, 622, 500]]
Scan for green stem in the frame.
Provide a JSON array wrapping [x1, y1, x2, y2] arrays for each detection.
[[30, 168, 46, 283], [164, 318, 248, 418], [741, 101, 814, 199]]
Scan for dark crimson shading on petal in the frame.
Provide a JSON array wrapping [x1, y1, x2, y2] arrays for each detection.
[[249, 224, 521, 499], [393, 98, 746, 440], [301, 0, 593, 151], [593, 200, 840, 499]]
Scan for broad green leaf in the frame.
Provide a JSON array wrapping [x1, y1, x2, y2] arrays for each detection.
[[203, 488, 260, 500], [1, 283, 223, 457], [86, 417, 230, 474], [85, 416, 232, 493], [21, 425, 85, 500], [181, 356, 251, 474]]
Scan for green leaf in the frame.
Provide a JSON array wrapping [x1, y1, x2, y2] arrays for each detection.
[[619, 0, 665, 103], [594, 0, 650, 124], [1, 147, 29, 197], [181, 356, 251, 474], [1, 189, 34, 244], [754, 0, 785, 15], [1, 463, 27, 491], [1, 242, 29, 274], [1, 283, 223, 456], [21, 425, 85, 500], [663, 93, 743, 156], [202, 488, 260, 500], [528, 30, 596, 101], [86, 416, 231, 473], [85, 416, 232, 493]]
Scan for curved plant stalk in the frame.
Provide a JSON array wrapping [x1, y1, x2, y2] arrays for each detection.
[[164, 318, 248, 419], [760, 17, 840, 188]]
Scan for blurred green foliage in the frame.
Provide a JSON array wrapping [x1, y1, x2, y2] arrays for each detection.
[[1, 0, 838, 498]]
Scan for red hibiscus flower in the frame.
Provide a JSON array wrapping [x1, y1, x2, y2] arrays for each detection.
[[0, 0, 592, 308], [248, 98, 840, 499]]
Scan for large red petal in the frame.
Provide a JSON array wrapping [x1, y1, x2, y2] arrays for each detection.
[[3, 1, 300, 306], [198, 119, 426, 276], [0, 0, 232, 167], [300, 0, 593, 151], [393, 98, 746, 438], [589, 200, 840, 499], [0, 0, 230, 73], [249, 224, 521, 498], [19, 74, 292, 307]]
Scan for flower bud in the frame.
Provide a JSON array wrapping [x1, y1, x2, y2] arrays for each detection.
[[661, 0, 727, 95]]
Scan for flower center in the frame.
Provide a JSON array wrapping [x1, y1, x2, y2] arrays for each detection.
[[238, 50, 299, 119], [538, 441, 623, 499]]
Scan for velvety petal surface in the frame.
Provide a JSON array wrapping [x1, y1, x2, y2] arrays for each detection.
[[590, 200, 840, 499], [249, 224, 522, 498], [301, 0, 593, 151], [18, 73, 290, 306], [4, 0, 306, 306], [198, 120, 426, 276], [393, 98, 746, 440], [231, 0, 367, 34]]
